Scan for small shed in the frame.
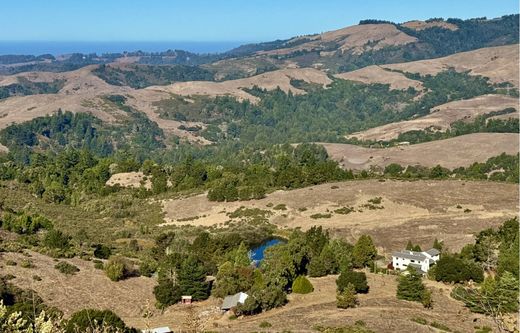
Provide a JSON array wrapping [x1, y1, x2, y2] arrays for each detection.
[[142, 327, 173, 333], [181, 295, 192, 304], [221, 292, 249, 310]]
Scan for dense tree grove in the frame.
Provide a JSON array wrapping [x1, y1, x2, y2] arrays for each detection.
[[93, 64, 214, 88], [0, 79, 65, 100], [388, 109, 519, 145], [397, 15, 519, 59], [449, 218, 519, 331], [0, 142, 351, 204], [155, 70, 500, 147], [146, 225, 373, 314]]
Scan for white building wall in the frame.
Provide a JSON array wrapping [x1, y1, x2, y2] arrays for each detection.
[[392, 251, 440, 273]]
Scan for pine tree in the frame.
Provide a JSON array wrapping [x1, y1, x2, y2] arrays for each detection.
[[337, 270, 369, 293], [337, 283, 358, 309], [320, 243, 339, 274], [234, 241, 251, 267], [433, 238, 444, 251], [178, 256, 209, 301], [308, 255, 327, 277], [396, 269, 425, 302], [352, 235, 377, 268]]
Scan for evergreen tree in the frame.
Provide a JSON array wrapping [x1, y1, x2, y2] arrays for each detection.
[[234, 241, 251, 267], [320, 243, 339, 274], [292, 275, 314, 294], [396, 269, 425, 302], [432, 238, 444, 251], [337, 270, 369, 293], [178, 256, 209, 301], [352, 235, 377, 268], [337, 283, 358, 309], [308, 255, 327, 277]]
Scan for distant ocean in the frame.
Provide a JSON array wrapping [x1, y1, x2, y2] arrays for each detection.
[[0, 41, 249, 56]]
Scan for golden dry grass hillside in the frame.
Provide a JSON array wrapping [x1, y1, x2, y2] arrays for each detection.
[[161, 179, 518, 253], [257, 24, 417, 56], [337, 44, 519, 90], [347, 94, 519, 141], [146, 67, 332, 102], [323, 133, 519, 170]]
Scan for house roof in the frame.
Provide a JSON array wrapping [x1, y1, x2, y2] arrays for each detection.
[[143, 327, 172, 333], [392, 250, 426, 261], [222, 292, 248, 310], [425, 248, 440, 256]]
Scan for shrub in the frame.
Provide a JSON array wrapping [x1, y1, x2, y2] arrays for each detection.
[[421, 289, 433, 308], [430, 321, 451, 331], [336, 283, 358, 309], [55, 261, 80, 275], [139, 259, 158, 277], [310, 213, 332, 219], [6, 260, 17, 266], [43, 229, 70, 249], [105, 256, 132, 281], [411, 317, 428, 325], [92, 259, 104, 269], [292, 276, 314, 294], [259, 321, 272, 328], [435, 255, 484, 283], [368, 197, 382, 205], [20, 259, 34, 269], [32, 275, 42, 281], [334, 206, 354, 214], [65, 309, 131, 333], [93, 244, 112, 259], [337, 270, 369, 293], [273, 204, 287, 210]]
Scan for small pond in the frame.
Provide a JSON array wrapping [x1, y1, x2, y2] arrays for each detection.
[[250, 238, 285, 264]]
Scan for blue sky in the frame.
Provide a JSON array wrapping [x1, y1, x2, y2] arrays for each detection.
[[1, 0, 518, 42]]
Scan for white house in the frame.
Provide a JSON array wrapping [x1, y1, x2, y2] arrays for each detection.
[[392, 248, 440, 274]]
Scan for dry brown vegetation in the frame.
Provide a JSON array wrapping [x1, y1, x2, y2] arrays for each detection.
[[1, 250, 498, 332], [0, 66, 208, 144], [106, 172, 151, 189], [384, 44, 519, 87], [347, 94, 519, 141], [215, 274, 496, 333], [258, 24, 417, 56], [146, 67, 332, 102], [324, 133, 519, 170], [400, 20, 459, 31], [162, 179, 518, 253], [335, 65, 424, 91], [336, 44, 519, 89]]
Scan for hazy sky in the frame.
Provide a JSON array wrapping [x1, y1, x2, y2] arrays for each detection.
[[1, 0, 518, 42]]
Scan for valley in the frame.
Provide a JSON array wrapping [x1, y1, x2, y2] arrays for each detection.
[[0, 12, 518, 333]]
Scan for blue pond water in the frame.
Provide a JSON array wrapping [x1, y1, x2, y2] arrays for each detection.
[[250, 238, 284, 264]]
